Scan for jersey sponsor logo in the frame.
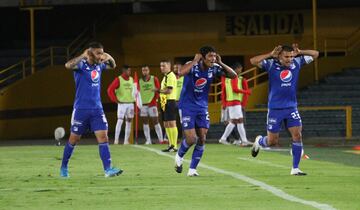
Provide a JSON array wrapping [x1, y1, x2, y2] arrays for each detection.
[[280, 70, 292, 83], [194, 78, 207, 91], [91, 70, 100, 83]]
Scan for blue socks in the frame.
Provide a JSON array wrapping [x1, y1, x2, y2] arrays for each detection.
[[292, 141, 303, 169], [99, 142, 112, 171], [259, 136, 268, 147], [190, 144, 204, 169], [61, 142, 75, 169], [177, 138, 190, 158], [177, 137, 205, 170]]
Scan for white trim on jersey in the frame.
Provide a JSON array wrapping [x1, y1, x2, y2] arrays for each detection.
[[303, 55, 314, 64]]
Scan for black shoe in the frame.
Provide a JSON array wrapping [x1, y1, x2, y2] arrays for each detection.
[[162, 145, 174, 152], [175, 164, 182, 173], [294, 172, 307, 176], [175, 153, 183, 173]]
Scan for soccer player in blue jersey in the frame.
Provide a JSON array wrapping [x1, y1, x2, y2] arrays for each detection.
[[175, 46, 237, 176], [250, 44, 319, 175], [60, 42, 123, 178]]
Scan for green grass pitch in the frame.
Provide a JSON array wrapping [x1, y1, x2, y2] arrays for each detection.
[[0, 143, 359, 210]]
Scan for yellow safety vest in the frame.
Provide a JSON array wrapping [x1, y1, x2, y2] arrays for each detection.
[[139, 76, 155, 104], [176, 76, 184, 101], [115, 76, 135, 103], [225, 76, 243, 102]]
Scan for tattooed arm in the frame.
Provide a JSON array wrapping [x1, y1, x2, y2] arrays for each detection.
[[65, 49, 89, 70]]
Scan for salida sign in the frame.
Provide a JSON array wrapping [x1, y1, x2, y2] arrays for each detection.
[[226, 13, 304, 36]]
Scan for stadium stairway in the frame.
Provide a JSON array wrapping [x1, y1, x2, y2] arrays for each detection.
[[207, 68, 360, 141]]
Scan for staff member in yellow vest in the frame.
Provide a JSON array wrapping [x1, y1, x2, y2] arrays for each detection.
[[139, 65, 164, 145], [158, 60, 178, 152], [174, 62, 184, 103], [107, 65, 135, 145], [174, 62, 184, 140], [219, 63, 252, 146]]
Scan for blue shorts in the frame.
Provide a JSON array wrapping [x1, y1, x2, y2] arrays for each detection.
[[71, 109, 108, 135], [180, 108, 210, 130], [267, 107, 302, 133]]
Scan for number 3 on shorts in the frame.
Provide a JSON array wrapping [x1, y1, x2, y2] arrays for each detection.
[[291, 111, 300, 120]]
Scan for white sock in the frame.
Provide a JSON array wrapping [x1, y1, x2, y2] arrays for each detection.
[[143, 124, 151, 142], [154, 123, 163, 142], [115, 119, 124, 141], [237, 123, 248, 142], [124, 121, 132, 143], [220, 122, 235, 140]]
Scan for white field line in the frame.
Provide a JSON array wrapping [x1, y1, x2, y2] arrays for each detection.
[[237, 157, 289, 169], [133, 145, 336, 210]]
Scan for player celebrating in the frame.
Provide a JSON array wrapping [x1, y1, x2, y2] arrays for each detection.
[[175, 46, 236, 176], [60, 42, 122, 178], [250, 44, 319, 176], [138, 65, 163, 144]]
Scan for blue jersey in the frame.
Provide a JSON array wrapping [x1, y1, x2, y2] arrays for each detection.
[[178, 62, 223, 111], [261, 55, 313, 109], [73, 59, 107, 109]]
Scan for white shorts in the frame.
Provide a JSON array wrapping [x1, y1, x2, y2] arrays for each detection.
[[117, 103, 134, 119], [220, 108, 229, 123], [140, 105, 159, 117], [227, 105, 243, 119]]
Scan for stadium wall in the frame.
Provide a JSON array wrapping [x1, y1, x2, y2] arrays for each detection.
[[100, 8, 359, 69]]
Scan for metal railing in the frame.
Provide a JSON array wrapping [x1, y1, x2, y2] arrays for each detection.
[[324, 27, 360, 57], [209, 67, 267, 103], [247, 106, 352, 140], [0, 27, 93, 89]]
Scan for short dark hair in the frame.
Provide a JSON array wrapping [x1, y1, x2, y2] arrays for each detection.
[[88, 42, 103, 49], [122, 65, 130, 72], [281, 45, 294, 52], [160, 59, 171, 64], [199, 45, 216, 58], [141, 65, 149, 68], [232, 62, 243, 69]]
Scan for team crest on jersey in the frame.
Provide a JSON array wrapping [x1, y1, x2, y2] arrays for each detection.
[[195, 78, 207, 90], [280, 70, 292, 83], [91, 70, 100, 82]]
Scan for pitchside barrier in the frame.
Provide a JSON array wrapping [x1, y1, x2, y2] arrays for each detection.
[[246, 106, 352, 140]]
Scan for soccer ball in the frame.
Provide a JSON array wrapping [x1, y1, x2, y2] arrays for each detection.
[[54, 127, 65, 141]]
